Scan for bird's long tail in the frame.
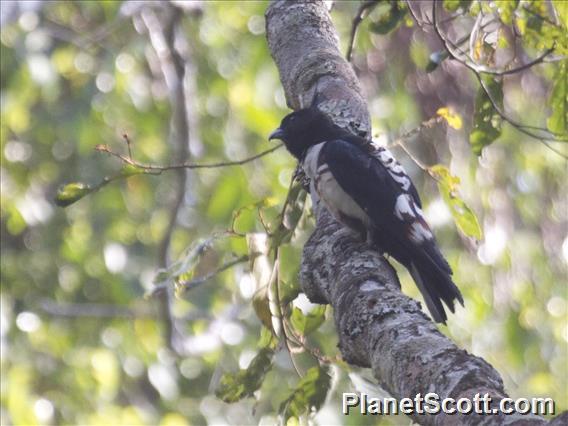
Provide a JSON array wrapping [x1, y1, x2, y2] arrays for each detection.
[[408, 255, 464, 324]]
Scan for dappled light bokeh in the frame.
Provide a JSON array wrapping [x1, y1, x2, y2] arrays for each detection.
[[1, 1, 566, 425]]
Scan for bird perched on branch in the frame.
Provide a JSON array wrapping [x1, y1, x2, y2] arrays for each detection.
[[269, 106, 463, 324]]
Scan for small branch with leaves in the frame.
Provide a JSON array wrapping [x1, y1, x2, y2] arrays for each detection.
[[429, 2, 568, 159], [54, 135, 283, 208]]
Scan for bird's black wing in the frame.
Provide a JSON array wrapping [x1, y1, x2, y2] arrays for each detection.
[[320, 139, 463, 323], [319, 139, 430, 251], [339, 134, 423, 208]]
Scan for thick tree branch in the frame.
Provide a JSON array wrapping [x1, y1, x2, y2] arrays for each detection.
[[266, 1, 558, 424]]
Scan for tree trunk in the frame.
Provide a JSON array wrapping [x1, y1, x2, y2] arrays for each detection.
[[265, 1, 562, 425]]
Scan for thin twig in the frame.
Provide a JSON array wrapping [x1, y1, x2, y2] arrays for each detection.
[[538, 139, 568, 159], [471, 46, 556, 77], [96, 143, 283, 173], [474, 71, 568, 146], [283, 319, 337, 364], [123, 134, 133, 160], [406, 1, 467, 28], [391, 116, 443, 147], [86, 143, 284, 200], [430, 4, 558, 78], [406, 0, 428, 31], [406, 1, 499, 69], [346, 0, 379, 62], [391, 116, 444, 172], [176, 255, 250, 292]]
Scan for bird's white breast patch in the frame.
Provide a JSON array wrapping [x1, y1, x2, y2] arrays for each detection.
[[302, 143, 371, 231], [302, 142, 326, 181], [303, 142, 325, 206]]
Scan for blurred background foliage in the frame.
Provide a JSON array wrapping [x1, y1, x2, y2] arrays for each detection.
[[1, 1, 566, 425]]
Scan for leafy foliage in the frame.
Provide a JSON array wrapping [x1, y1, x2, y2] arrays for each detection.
[[429, 165, 483, 240], [443, 0, 472, 13], [290, 306, 326, 336], [279, 365, 332, 422], [369, 1, 407, 35], [54, 182, 93, 207], [469, 77, 503, 156], [215, 347, 275, 403]]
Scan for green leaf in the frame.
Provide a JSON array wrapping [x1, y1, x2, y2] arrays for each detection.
[[290, 306, 326, 336], [429, 165, 483, 240], [252, 286, 273, 331], [494, 0, 519, 25], [279, 365, 332, 422], [446, 194, 482, 239], [547, 60, 567, 137], [258, 326, 278, 349], [279, 279, 300, 307], [369, 1, 406, 35], [215, 347, 275, 403], [469, 76, 503, 155], [54, 182, 93, 207], [278, 245, 301, 305], [443, 0, 472, 12]]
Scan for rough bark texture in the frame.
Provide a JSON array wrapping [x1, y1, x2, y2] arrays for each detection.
[[266, 1, 560, 425]]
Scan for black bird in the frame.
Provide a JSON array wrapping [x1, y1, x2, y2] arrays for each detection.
[[269, 106, 464, 323]]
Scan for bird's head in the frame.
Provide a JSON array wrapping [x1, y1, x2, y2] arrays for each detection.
[[269, 107, 341, 159]]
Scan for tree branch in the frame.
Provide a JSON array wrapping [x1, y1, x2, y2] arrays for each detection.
[[346, 0, 378, 62], [266, 1, 560, 424], [94, 142, 283, 174]]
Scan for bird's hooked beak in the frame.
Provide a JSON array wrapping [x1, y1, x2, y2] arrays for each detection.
[[268, 128, 285, 141]]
